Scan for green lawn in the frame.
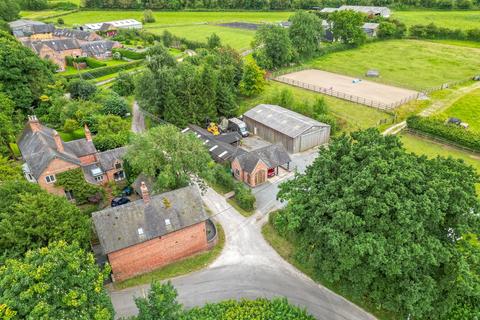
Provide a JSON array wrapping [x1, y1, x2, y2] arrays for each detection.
[[31, 10, 291, 50], [41, 10, 292, 26], [240, 81, 393, 133], [428, 39, 480, 49], [114, 223, 225, 289], [309, 40, 480, 91], [440, 88, 480, 132], [148, 24, 255, 51], [394, 10, 480, 30]]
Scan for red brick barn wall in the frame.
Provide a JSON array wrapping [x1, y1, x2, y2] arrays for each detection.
[[108, 221, 208, 282]]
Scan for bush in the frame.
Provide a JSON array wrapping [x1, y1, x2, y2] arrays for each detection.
[[101, 93, 129, 117], [67, 79, 97, 100], [62, 118, 79, 133], [111, 72, 135, 96], [63, 60, 143, 80], [112, 48, 146, 60], [234, 182, 255, 211], [212, 164, 235, 191], [55, 168, 104, 204], [316, 114, 339, 136], [406, 115, 480, 152], [65, 56, 106, 68], [143, 9, 155, 23], [57, 17, 64, 25]]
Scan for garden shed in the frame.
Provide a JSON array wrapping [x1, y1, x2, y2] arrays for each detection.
[[243, 104, 331, 153]]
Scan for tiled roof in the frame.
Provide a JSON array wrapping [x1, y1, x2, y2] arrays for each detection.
[[235, 144, 291, 173], [53, 28, 95, 41], [97, 147, 127, 171], [92, 185, 209, 254], [80, 40, 116, 56]]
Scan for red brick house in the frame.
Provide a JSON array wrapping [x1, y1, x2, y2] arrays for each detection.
[[18, 116, 127, 199], [231, 144, 291, 187], [92, 184, 212, 282]]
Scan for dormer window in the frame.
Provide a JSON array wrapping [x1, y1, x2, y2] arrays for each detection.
[[115, 161, 122, 170]]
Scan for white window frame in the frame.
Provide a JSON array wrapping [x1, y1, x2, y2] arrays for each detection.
[[45, 174, 56, 183], [94, 175, 104, 182], [114, 170, 125, 181]]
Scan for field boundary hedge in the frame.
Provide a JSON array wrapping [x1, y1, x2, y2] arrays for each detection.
[[406, 115, 480, 152], [62, 60, 144, 80], [112, 48, 146, 60]]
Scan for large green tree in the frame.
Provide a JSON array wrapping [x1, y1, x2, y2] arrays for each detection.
[[0, 32, 55, 111], [253, 24, 295, 70], [288, 11, 323, 59], [277, 129, 480, 319], [134, 282, 183, 320], [0, 181, 91, 261], [124, 125, 212, 192], [239, 59, 266, 97], [0, 0, 19, 22], [328, 10, 366, 45], [0, 241, 114, 320], [0, 157, 22, 183]]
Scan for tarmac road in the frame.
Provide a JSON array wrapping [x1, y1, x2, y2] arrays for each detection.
[[109, 188, 376, 320]]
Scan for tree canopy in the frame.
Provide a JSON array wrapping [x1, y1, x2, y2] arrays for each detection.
[[288, 11, 324, 59], [124, 125, 213, 192], [328, 10, 366, 45], [0, 181, 91, 262], [0, 0, 20, 22], [253, 25, 295, 70], [0, 241, 114, 320], [277, 129, 480, 319], [0, 32, 55, 111]]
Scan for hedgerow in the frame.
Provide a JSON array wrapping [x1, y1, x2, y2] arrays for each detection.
[[406, 115, 480, 152]]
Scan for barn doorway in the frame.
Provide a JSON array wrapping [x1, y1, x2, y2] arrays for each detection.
[[255, 170, 266, 185]]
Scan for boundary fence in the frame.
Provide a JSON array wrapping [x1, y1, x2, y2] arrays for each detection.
[[274, 76, 420, 111]]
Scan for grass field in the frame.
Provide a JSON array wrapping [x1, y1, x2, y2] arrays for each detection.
[[310, 40, 480, 91], [440, 88, 480, 132], [39, 10, 292, 26], [148, 24, 255, 51], [25, 10, 291, 50], [394, 10, 480, 30], [240, 81, 392, 132], [429, 39, 480, 49]]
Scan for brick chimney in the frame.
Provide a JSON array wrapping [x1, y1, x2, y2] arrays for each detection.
[[52, 130, 64, 153], [84, 124, 92, 142], [140, 181, 150, 204], [28, 115, 41, 133]]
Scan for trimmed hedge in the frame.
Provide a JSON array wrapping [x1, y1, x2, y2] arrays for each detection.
[[65, 56, 107, 68], [112, 48, 146, 60], [406, 115, 480, 152], [410, 23, 480, 42], [63, 60, 144, 80]]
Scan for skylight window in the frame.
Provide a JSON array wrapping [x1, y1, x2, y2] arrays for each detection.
[[209, 145, 218, 151]]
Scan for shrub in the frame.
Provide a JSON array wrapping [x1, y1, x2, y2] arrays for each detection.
[[67, 78, 97, 100], [316, 114, 339, 136], [406, 115, 480, 152], [101, 93, 129, 117], [234, 182, 255, 211], [212, 164, 235, 191], [143, 9, 156, 23], [57, 17, 64, 25], [112, 48, 146, 60], [111, 72, 135, 96], [85, 57, 107, 68], [62, 118, 79, 133], [63, 60, 143, 80], [55, 168, 104, 204]]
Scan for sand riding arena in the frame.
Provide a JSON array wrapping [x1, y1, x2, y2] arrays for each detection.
[[275, 69, 420, 110]]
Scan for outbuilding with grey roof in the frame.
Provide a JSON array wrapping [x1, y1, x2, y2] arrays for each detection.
[[243, 104, 330, 153]]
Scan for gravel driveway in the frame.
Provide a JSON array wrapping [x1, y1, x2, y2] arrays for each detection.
[[109, 188, 376, 320]]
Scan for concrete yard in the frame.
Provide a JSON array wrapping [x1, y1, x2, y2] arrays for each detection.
[[277, 69, 419, 109]]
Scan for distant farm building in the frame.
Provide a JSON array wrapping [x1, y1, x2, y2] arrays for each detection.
[[362, 23, 380, 37], [319, 6, 391, 17], [83, 19, 143, 32], [243, 104, 330, 153]]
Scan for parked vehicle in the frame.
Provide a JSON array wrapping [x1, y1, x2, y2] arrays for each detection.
[[111, 196, 130, 207], [228, 118, 249, 137], [122, 186, 133, 196]]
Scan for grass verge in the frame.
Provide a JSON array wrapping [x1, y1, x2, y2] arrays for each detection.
[[227, 198, 254, 217], [114, 222, 225, 290]]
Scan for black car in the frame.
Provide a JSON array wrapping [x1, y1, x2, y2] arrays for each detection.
[[111, 197, 130, 207]]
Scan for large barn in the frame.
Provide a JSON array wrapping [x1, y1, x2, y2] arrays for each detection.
[[243, 104, 330, 153]]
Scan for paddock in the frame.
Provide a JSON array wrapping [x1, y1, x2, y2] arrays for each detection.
[[276, 69, 420, 110]]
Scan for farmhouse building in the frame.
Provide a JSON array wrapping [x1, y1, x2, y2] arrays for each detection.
[[232, 144, 291, 187], [22, 39, 83, 71], [83, 19, 143, 32], [243, 104, 330, 153], [53, 28, 103, 42], [18, 116, 127, 198], [92, 185, 212, 282]]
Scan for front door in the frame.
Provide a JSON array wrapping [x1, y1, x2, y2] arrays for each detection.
[[255, 170, 266, 185]]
